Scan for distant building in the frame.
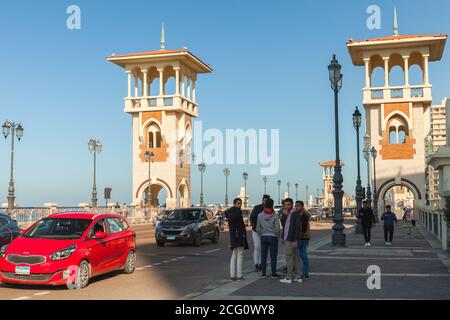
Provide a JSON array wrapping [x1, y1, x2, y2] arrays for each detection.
[[319, 161, 352, 208]]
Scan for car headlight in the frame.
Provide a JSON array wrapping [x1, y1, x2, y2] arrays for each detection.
[[0, 244, 8, 258], [50, 245, 77, 261]]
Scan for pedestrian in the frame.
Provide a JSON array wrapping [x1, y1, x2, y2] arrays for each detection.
[[279, 198, 301, 284], [358, 201, 376, 247], [297, 201, 311, 280], [250, 195, 270, 272], [256, 198, 281, 279], [226, 198, 249, 281], [381, 205, 398, 246], [404, 208, 413, 235]]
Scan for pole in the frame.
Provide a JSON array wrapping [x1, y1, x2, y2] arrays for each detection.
[[373, 156, 379, 222], [332, 87, 346, 246], [225, 174, 229, 207], [7, 126, 15, 214], [355, 124, 363, 234], [92, 150, 98, 208], [200, 172, 204, 207]]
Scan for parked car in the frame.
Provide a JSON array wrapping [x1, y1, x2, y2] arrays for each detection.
[[0, 212, 136, 288], [152, 210, 172, 226], [308, 207, 322, 221], [155, 208, 220, 247], [0, 214, 21, 248]]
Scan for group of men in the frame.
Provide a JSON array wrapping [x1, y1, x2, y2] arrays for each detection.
[[358, 202, 400, 246], [227, 194, 311, 284]]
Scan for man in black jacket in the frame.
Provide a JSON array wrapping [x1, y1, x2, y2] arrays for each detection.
[[226, 198, 249, 281], [250, 195, 270, 271], [358, 201, 376, 247]]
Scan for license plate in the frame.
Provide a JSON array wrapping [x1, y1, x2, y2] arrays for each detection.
[[167, 235, 176, 240], [15, 266, 31, 275]]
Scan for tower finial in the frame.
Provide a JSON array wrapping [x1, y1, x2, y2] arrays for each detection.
[[393, 7, 399, 36], [161, 22, 165, 49]]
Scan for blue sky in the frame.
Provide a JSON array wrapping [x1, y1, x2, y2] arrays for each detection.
[[0, 0, 449, 206]]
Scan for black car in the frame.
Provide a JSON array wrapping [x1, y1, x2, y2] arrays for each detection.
[[155, 208, 220, 246], [0, 214, 21, 248]]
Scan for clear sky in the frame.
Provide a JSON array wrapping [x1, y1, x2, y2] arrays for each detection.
[[0, 0, 449, 207]]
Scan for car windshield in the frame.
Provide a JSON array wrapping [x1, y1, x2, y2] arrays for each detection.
[[165, 209, 201, 221], [22, 218, 92, 240]]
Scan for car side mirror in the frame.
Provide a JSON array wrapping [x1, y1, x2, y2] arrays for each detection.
[[94, 231, 107, 239]]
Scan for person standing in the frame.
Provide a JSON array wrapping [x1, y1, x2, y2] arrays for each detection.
[[381, 205, 398, 246], [279, 198, 301, 284], [297, 201, 311, 280], [226, 198, 249, 281], [358, 201, 376, 247], [256, 198, 281, 279], [250, 195, 270, 271]]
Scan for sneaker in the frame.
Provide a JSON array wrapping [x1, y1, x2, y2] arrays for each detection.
[[230, 277, 237, 281], [388, 242, 392, 246], [280, 278, 292, 284], [367, 243, 372, 247], [385, 242, 389, 246], [293, 278, 303, 283], [236, 277, 245, 281], [301, 275, 310, 281], [271, 273, 281, 279], [261, 274, 267, 279], [364, 243, 368, 247]]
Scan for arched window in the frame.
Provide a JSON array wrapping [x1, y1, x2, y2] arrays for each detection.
[[370, 55, 384, 87], [147, 122, 162, 149], [398, 126, 406, 144], [148, 132, 154, 148], [389, 126, 397, 144]]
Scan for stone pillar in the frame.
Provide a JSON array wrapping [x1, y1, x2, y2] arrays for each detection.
[[192, 79, 196, 102], [134, 74, 139, 97], [175, 68, 180, 95], [126, 71, 132, 98], [383, 57, 390, 87], [424, 55, 430, 85], [158, 68, 164, 96], [403, 56, 409, 86], [142, 70, 148, 96], [364, 59, 370, 88]]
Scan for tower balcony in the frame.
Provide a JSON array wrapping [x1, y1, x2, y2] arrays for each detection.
[[363, 84, 432, 105], [124, 94, 199, 116]]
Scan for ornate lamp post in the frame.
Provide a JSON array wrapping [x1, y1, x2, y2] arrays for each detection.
[[223, 168, 230, 207], [295, 183, 299, 201], [2, 121, 24, 214], [262, 176, 268, 194], [277, 180, 282, 205], [371, 147, 379, 222], [328, 54, 346, 246], [306, 185, 309, 205], [88, 139, 102, 208], [144, 151, 155, 208], [243, 172, 249, 208], [198, 163, 206, 207], [353, 107, 364, 234], [363, 135, 372, 208]]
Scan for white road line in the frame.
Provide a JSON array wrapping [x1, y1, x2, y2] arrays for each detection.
[[143, 265, 153, 268], [204, 249, 221, 254], [154, 263, 161, 266], [33, 291, 50, 296], [170, 258, 177, 261], [136, 267, 144, 271], [12, 296, 30, 300], [162, 260, 171, 263], [309, 272, 450, 277], [179, 256, 186, 259]]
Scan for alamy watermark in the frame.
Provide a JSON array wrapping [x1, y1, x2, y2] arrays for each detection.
[[366, 5, 381, 30], [66, 5, 81, 30], [366, 265, 381, 290]]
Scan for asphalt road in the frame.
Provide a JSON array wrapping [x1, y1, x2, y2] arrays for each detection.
[[0, 220, 337, 300]]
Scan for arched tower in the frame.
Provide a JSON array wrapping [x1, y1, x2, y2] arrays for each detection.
[[107, 30, 213, 208], [347, 11, 447, 212]]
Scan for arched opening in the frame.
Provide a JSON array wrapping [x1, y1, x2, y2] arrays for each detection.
[[386, 114, 409, 145], [370, 55, 384, 87], [163, 65, 176, 96], [146, 122, 162, 148], [409, 52, 424, 86], [389, 126, 397, 144], [148, 67, 160, 97], [383, 185, 416, 218], [398, 126, 406, 144], [389, 53, 405, 87], [177, 181, 189, 208], [132, 67, 143, 97]]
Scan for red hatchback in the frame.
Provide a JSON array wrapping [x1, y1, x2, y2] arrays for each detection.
[[0, 212, 136, 288]]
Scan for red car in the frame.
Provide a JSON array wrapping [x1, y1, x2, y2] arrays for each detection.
[[0, 212, 136, 288]]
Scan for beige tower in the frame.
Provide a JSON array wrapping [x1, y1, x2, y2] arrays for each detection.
[[107, 34, 212, 209], [347, 13, 447, 212]]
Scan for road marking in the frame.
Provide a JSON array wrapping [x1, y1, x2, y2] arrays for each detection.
[[136, 267, 144, 271], [33, 292, 50, 296], [154, 263, 161, 265], [143, 265, 153, 268], [178, 256, 186, 260], [204, 249, 220, 254], [309, 272, 450, 277], [12, 296, 30, 300], [170, 258, 177, 261], [162, 260, 171, 263]]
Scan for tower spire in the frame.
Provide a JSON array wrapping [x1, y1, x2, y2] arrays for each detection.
[[393, 7, 399, 36], [161, 22, 165, 49]]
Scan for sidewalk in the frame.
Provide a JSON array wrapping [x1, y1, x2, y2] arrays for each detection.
[[192, 221, 450, 300]]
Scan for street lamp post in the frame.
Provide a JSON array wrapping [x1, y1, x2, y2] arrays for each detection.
[[287, 182, 290, 198], [277, 180, 282, 205], [243, 172, 248, 208], [306, 185, 309, 205], [295, 183, 299, 201], [224, 168, 230, 207], [88, 139, 102, 208], [198, 163, 206, 207], [363, 135, 372, 208], [328, 54, 346, 246], [262, 176, 268, 194], [371, 147, 379, 222], [353, 107, 364, 234], [2, 121, 24, 214], [144, 151, 155, 208]]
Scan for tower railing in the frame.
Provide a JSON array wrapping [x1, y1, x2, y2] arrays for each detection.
[[125, 94, 198, 114], [364, 84, 431, 103]]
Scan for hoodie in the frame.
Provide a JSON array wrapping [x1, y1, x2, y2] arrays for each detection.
[[256, 209, 281, 238]]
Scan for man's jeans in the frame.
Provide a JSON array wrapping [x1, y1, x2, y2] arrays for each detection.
[[261, 236, 278, 276], [252, 231, 261, 266], [298, 240, 310, 277]]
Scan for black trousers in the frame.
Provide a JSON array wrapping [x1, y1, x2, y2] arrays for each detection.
[[384, 225, 394, 242], [362, 224, 372, 243]]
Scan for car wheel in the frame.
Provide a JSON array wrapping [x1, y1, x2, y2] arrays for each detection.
[[123, 250, 136, 274], [193, 232, 202, 246], [156, 240, 165, 247], [211, 229, 220, 243], [76, 260, 90, 289]]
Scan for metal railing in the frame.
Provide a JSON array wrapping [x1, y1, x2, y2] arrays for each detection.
[[416, 207, 448, 250]]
